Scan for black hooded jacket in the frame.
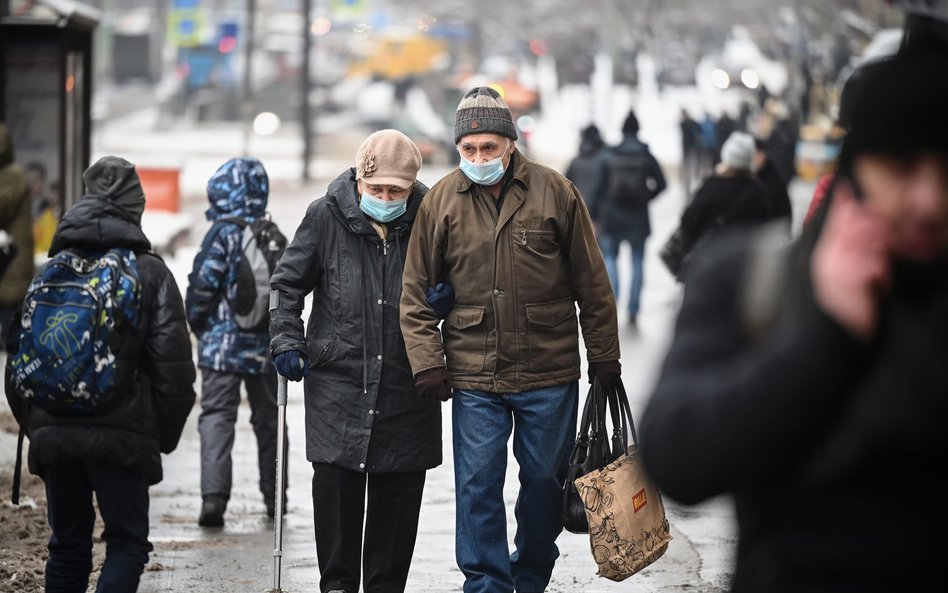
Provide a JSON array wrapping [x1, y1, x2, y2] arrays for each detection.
[[641, 220, 948, 591], [269, 169, 441, 473], [5, 195, 196, 484]]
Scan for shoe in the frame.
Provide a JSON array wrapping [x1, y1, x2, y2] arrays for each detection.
[[198, 495, 227, 527]]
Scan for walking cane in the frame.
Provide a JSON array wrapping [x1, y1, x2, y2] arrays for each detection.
[[271, 374, 289, 593]]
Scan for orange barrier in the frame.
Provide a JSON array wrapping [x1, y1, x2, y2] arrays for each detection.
[[138, 167, 181, 212]]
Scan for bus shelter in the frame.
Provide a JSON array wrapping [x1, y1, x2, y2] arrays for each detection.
[[1, 0, 100, 211]]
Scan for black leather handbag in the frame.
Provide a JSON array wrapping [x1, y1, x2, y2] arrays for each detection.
[[561, 376, 628, 534]]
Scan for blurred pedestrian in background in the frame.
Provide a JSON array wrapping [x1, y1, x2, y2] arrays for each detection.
[[594, 109, 667, 328], [565, 123, 608, 214], [186, 157, 285, 527], [25, 160, 59, 257], [0, 122, 32, 346], [673, 131, 770, 281], [400, 86, 620, 593], [5, 156, 195, 593], [713, 109, 737, 166], [679, 108, 702, 199], [753, 137, 793, 234], [699, 111, 718, 178], [269, 129, 440, 593], [640, 25, 948, 592]]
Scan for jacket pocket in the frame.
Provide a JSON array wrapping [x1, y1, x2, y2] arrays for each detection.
[[443, 304, 487, 373], [525, 299, 579, 371], [308, 334, 339, 368]]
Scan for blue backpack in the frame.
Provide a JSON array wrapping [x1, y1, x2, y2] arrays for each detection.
[[9, 248, 142, 415]]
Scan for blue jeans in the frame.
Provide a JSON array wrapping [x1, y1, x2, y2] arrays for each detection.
[[597, 232, 646, 318], [453, 382, 578, 593], [44, 460, 152, 593]]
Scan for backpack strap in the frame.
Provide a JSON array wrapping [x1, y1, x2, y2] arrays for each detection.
[[220, 216, 248, 229], [11, 425, 25, 505]]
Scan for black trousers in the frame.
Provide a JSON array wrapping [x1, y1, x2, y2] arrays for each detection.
[[312, 463, 426, 593], [45, 460, 152, 593]]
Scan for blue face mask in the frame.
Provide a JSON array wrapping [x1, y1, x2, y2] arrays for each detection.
[[459, 153, 507, 185], [359, 192, 407, 223]]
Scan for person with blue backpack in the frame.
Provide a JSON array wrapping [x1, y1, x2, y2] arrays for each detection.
[[185, 157, 287, 527], [4, 155, 196, 592]]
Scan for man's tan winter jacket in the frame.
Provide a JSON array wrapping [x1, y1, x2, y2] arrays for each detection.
[[400, 149, 619, 393]]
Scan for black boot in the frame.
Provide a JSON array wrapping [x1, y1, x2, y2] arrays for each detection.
[[198, 494, 227, 527]]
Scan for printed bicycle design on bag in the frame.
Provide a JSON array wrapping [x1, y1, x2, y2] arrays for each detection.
[[575, 452, 673, 581], [582, 477, 667, 573]]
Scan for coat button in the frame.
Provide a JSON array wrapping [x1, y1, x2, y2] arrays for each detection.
[[492, 288, 502, 296], [494, 373, 501, 380], [368, 409, 375, 415], [359, 463, 365, 469], [377, 354, 383, 361], [377, 299, 383, 305]]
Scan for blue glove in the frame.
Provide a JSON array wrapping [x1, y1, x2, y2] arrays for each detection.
[[273, 350, 307, 382], [425, 282, 455, 319]]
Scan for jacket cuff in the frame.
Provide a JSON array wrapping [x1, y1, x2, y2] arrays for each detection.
[[406, 342, 447, 376], [584, 334, 621, 364]]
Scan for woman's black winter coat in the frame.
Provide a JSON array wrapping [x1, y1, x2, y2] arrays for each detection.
[[269, 169, 441, 473]]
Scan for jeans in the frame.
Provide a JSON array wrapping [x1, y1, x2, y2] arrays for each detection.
[[597, 232, 646, 318], [198, 369, 281, 503], [453, 382, 578, 593], [312, 463, 426, 593], [44, 460, 152, 593]]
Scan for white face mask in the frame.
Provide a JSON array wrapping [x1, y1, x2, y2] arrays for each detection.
[[458, 140, 510, 185], [359, 192, 408, 223]]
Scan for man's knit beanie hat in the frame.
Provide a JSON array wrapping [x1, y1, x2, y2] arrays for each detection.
[[355, 129, 422, 189], [454, 86, 518, 144]]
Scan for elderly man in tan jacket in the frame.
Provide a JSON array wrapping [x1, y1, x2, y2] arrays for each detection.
[[400, 87, 620, 593]]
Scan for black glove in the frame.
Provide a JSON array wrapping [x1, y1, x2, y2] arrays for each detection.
[[426, 282, 455, 319], [414, 367, 452, 402], [588, 359, 622, 391]]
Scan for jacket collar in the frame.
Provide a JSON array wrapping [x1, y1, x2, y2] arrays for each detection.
[[327, 168, 425, 237], [50, 195, 152, 255], [454, 148, 530, 194]]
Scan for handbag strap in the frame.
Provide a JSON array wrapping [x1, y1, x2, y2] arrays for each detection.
[[590, 375, 606, 440], [574, 379, 597, 443], [604, 377, 637, 454], [615, 378, 638, 446]]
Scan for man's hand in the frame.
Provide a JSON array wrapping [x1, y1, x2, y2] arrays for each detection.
[[425, 283, 455, 319], [812, 184, 892, 341], [273, 350, 308, 382], [588, 359, 622, 391], [414, 367, 452, 401]]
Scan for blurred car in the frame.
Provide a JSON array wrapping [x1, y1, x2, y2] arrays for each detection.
[[702, 27, 788, 95]]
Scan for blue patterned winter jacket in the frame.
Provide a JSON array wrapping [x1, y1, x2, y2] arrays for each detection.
[[185, 158, 273, 374]]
